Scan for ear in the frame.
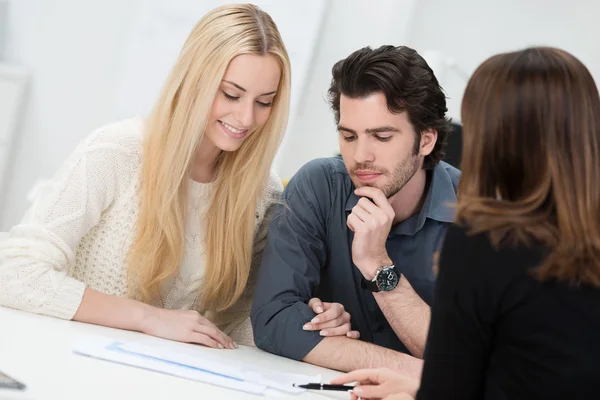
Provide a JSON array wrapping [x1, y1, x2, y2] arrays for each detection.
[[419, 128, 438, 157]]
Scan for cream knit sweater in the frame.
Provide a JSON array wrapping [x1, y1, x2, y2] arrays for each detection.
[[0, 118, 283, 346]]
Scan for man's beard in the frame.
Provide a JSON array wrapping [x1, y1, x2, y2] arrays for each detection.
[[352, 153, 421, 198]]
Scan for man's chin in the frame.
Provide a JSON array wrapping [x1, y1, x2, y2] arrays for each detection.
[[351, 180, 391, 196], [356, 182, 401, 200], [351, 179, 378, 191]]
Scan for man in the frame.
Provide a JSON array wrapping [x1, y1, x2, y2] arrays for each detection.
[[251, 45, 460, 377]]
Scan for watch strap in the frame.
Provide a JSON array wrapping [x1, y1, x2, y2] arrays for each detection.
[[360, 276, 380, 292]]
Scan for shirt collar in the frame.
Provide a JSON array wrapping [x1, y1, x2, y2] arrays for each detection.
[[345, 162, 457, 236]]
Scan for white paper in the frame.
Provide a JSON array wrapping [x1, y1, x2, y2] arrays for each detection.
[[72, 336, 321, 396], [0, 388, 34, 400], [73, 338, 265, 395], [118, 342, 318, 394]]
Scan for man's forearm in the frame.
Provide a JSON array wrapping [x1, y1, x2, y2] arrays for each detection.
[[302, 337, 423, 378], [374, 277, 431, 358]]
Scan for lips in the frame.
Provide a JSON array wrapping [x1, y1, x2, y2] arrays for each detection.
[[354, 170, 383, 182], [219, 120, 249, 140]]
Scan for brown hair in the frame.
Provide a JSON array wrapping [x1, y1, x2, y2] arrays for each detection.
[[457, 47, 600, 287], [327, 45, 451, 170]]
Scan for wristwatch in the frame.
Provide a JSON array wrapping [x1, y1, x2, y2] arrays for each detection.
[[361, 264, 400, 292]]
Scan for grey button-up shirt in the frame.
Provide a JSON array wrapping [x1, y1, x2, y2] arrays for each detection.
[[251, 157, 460, 360]]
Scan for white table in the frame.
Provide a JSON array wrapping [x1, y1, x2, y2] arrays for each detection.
[[0, 307, 348, 400]]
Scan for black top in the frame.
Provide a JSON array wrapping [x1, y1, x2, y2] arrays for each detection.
[[418, 224, 600, 400], [250, 157, 460, 360]]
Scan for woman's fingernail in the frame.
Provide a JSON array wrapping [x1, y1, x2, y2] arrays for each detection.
[[303, 324, 312, 330], [311, 317, 320, 323], [316, 306, 324, 313], [354, 387, 363, 393], [218, 343, 224, 349], [320, 330, 328, 336]]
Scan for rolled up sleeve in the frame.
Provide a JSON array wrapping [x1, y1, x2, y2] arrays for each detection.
[[251, 159, 333, 360]]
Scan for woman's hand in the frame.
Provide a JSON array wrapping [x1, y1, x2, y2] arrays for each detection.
[[331, 368, 419, 400], [304, 298, 360, 338], [141, 308, 236, 349]]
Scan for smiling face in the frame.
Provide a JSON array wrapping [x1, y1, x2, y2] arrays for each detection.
[[338, 92, 436, 198], [204, 53, 281, 152]]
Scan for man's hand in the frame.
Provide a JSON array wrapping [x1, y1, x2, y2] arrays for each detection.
[[331, 368, 419, 400], [347, 187, 395, 279], [303, 298, 360, 338]]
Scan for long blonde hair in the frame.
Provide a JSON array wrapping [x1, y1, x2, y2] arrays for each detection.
[[126, 4, 291, 311]]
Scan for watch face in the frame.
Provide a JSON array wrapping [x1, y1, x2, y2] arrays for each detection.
[[377, 268, 399, 291]]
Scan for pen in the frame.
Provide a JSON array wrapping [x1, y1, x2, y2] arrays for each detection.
[[293, 383, 353, 391]]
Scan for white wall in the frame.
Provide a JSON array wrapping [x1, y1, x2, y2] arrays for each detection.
[[0, 0, 418, 229], [407, 0, 600, 121], [2, 0, 137, 229], [2, 0, 600, 230], [277, 0, 600, 177]]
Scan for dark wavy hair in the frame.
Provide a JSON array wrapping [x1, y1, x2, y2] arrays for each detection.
[[328, 45, 451, 170]]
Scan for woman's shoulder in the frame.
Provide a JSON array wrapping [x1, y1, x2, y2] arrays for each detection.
[[441, 223, 546, 277], [262, 170, 284, 203], [443, 223, 482, 247], [82, 117, 144, 154], [254, 170, 283, 220], [46, 118, 144, 191], [444, 223, 534, 255]]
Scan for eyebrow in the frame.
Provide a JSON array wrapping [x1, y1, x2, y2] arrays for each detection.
[[222, 80, 277, 96], [337, 125, 401, 135]]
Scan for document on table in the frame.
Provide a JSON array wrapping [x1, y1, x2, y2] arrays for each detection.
[[72, 336, 321, 396]]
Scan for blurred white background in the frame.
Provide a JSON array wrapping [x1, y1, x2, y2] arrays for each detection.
[[0, 0, 598, 230]]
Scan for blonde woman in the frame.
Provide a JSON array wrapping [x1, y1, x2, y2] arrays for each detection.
[[0, 4, 354, 349]]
